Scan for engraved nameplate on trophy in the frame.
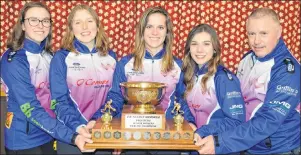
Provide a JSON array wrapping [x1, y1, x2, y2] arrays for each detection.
[[121, 105, 165, 130], [123, 113, 164, 129]]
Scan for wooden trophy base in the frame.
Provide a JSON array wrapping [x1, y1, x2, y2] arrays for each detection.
[[85, 105, 199, 150]]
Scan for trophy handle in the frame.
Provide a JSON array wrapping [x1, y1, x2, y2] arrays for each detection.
[[120, 83, 129, 101], [158, 85, 167, 102]]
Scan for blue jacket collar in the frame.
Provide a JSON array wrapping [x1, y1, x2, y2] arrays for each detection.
[[144, 48, 165, 59], [196, 63, 209, 75], [73, 38, 97, 54], [23, 38, 46, 54], [254, 38, 286, 62]]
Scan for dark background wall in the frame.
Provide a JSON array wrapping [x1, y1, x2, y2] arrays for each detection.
[[1, 97, 7, 154]]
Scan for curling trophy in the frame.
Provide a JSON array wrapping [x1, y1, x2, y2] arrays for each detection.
[[85, 82, 198, 150]]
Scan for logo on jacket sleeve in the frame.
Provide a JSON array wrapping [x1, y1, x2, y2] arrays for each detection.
[[51, 99, 57, 110], [5, 112, 14, 129], [20, 102, 34, 118], [276, 85, 298, 96], [269, 100, 291, 116]]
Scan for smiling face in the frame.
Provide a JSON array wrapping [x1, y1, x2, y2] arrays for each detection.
[[72, 9, 98, 49], [22, 7, 51, 44], [246, 15, 282, 58], [189, 32, 214, 66], [143, 13, 167, 55]]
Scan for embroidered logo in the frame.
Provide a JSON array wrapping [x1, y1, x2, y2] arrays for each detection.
[[284, 58, 294, 73], [269, 100, 291, 116], [51, 99, 57, 110], [276, 85, 298, 96], [226, 91, 242, 99], [20, 102, 34, 118]]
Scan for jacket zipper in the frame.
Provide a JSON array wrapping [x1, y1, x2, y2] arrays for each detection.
[[151, 59, 154, 81], [26, 121, 29, 134], [90, 53, 101, 116]]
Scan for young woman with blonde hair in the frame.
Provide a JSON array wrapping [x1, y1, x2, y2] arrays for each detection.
[[49, 4, 117, 154], [92, 6, 195, 125]]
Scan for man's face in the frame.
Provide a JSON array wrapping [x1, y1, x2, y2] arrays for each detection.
[[246, 15, 282, 58]]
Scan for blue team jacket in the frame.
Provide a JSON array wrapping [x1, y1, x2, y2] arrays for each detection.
[[49, 38, 117, 131], [1, 38, 75, 150], [215, 38, 300, 154], [91, 48, 195, 124], [176, 65, 246, 138]]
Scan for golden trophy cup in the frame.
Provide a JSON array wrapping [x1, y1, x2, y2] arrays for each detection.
[[120, 81, 165, 113], [85, 82, 198, 150]]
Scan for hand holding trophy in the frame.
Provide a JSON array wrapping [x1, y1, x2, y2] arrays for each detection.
[[85, 82, 199, 150]]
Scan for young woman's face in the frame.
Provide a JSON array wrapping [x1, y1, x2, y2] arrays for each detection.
[[72, 9, 98, 49], [22, 7, 51, 44], [189, 32, 214, 66], [143, 13, 167, 54]]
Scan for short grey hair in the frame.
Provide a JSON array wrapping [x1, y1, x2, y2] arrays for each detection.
[[247, 7, 280, 25]]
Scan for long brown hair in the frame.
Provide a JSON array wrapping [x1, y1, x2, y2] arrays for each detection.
[[133, 6, 174, 73], [6, 2, 52, 53], [61, 4, 109, 56], [182, 24, 221, 97]]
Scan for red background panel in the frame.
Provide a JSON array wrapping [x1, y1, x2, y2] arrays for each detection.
[[0, 1, 300, 72]]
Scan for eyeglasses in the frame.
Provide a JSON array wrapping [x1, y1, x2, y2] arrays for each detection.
[[23, 17, 52, 28]]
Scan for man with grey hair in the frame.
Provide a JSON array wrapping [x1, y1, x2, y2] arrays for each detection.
[[194, 7, 300, 154]]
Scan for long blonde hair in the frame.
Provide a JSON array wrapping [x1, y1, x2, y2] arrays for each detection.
[[61, 4, 109, 56], [133, 6, 174, 73], [7, 2, 52, 53], [182, 24, 221, 97]]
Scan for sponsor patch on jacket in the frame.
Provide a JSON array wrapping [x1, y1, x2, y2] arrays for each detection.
[[7, 51, 17, 62], [51, 99, 57, 110], [5, 112, 14, 129], [226, 91, 242, 99], [229, 104, 244, 115], [20, 102, 34, 118], [69, 62, 85, 71], [276, 85, 298, 96], [268, 100, 291, 116], [283, 58, 294, 73]]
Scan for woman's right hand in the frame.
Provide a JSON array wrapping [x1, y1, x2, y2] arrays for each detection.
[[77, 126, 92, 138], [75, 134, 95, 152], [86, 120, 96, 130]]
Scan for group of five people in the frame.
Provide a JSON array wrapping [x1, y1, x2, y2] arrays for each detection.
[[1, 1, 300, 155]]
